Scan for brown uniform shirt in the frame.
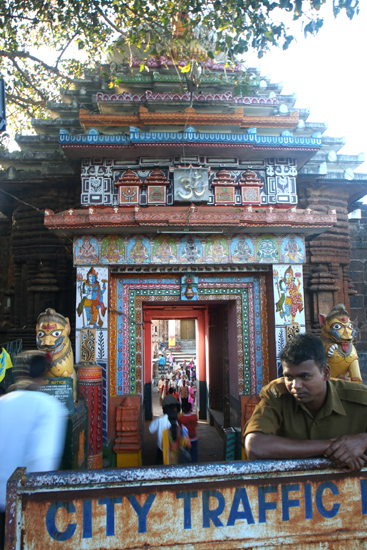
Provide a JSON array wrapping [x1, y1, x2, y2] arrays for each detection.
[[243, 378, 367, 441]]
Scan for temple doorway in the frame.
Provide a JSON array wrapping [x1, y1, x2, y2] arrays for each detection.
[[143, 302, 239, 425], [143, 306, 206, 421]]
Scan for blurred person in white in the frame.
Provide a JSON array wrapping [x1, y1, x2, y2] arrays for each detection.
[[0, 351, 67, 549]]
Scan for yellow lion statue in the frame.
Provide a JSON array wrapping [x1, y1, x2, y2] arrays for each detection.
[[319, 303, 362, 383], [36, 308, 77, 398]]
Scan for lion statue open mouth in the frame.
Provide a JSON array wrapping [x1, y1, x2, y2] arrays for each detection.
[[319, 304, 362, 384]]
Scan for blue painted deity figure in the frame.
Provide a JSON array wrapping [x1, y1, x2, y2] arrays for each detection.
[[77, 267, 107, 328], [282, 234, 305, 263], [180, 236, 202, 263], [232, 235, 255, 262]]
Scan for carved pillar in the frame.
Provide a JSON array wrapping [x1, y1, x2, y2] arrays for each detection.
[[304, 186, 356, 331], [77, 364, 103, 469]]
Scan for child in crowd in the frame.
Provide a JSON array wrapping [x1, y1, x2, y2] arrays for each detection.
[[178, 401, 198, 463]]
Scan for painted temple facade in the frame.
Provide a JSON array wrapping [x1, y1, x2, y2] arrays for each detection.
[[1, 53, 367, 464]]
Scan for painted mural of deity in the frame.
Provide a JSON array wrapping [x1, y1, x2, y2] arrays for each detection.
[[75, 235, 99, 264], [205, 235, 229, 263], [274, 265, 304, 324], [101, 235, 125, 264], [153, 235, 177, 263], [231, 235, 255, 262], [77, 267, 107, 328], [281, 234, 305, 263], [179, 235, 203, 263], [257, 236, 280, 263], [127, 235, 151, 264]]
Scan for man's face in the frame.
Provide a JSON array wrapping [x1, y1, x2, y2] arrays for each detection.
[[282, 359, 330, 413]]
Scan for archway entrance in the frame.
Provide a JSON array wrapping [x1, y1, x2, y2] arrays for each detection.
[[110, 272, 269, 447], [143, 306, 207, 420]]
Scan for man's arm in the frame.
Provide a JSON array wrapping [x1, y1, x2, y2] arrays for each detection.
[[244, 432, 330, 461], [245, 432, 367, 473], [324, 433, 367, 471]]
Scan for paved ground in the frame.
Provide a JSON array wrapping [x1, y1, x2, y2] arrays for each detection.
[[143, 386, 225, 466]]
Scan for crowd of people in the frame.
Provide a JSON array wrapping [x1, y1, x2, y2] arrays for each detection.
[[151, 356, 198, 465]]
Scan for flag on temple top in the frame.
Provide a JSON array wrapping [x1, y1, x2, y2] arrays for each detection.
[[0, 348, 12, 383]]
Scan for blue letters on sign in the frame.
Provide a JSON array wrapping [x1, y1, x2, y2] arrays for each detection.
[[315, 482, 340, 518], [227, 488, 255, 526], [177, 491, 198, 529], [83, 500, 92, 539], [258, 485, 277, 523], [202, 490, 225, 528], [281, 484, 300, 521], [304, 483, 313, 519], [97, 497, 122, 536], [46, 501, 77, 541], [361, 479, 367, 515], [128, 494, 156, 533]]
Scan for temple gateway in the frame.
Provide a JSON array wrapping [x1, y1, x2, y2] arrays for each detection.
[[1, 49, 366, 467]]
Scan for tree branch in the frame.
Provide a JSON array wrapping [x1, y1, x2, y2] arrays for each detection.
[[55, 32, 79, 68], [6, 92, 46, 109], [0, 51, 76, 84], [97, 8, 127, 37], [11, 58, 47, 101]]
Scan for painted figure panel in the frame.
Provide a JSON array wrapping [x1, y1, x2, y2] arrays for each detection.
[[257, 235, 280, 263], [153, 235, 177, 263], [76, 267, 108, 329], [281, 234, 305, 263], [205, 235, 229, 263], [179, 236, 203, 263], [231, 235, 255, 263], [101, 235, 125, 264], [127, 235, 151, 264], [273, 265, 305, 326], [74, 236, 99, 265]]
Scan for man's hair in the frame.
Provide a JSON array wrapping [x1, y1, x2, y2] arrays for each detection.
[[14, 350, 50, 379], [280, 333, 326, 371], [182, 401, 192, 414]]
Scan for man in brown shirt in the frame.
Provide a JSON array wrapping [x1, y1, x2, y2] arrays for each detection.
[[244, 333, 367, 472]]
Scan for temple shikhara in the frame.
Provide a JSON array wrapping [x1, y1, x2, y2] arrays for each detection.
[[1, 39, 367, 469]]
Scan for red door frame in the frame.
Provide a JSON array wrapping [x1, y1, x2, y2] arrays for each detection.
[[143, 306, 208, 417]]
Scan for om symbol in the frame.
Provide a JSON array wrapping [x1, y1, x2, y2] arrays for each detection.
[[177, 170, 206, 200]]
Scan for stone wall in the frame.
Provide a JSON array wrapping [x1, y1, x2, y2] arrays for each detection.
[[349, 204, 367, 380], [0, 178, 80, 349]]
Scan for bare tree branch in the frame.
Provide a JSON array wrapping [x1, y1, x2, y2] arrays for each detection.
[[6, 92, 46, 109], [11, 58, 46, 101], [55, 32, 79, 68], [0, 51, 76, 83]]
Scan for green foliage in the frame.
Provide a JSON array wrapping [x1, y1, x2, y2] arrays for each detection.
[[0, 0, 359, 134]]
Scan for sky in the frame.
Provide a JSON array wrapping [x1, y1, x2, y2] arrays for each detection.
[[246, 3, 367, 175]]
